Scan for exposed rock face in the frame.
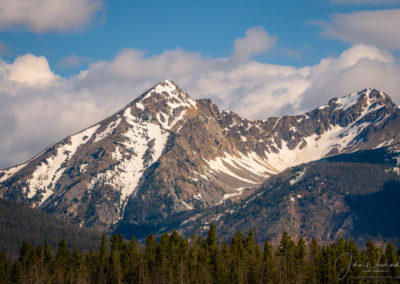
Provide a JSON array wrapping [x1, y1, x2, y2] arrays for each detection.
[[180, 145, 400, 245], [1, 80, 399, 232]]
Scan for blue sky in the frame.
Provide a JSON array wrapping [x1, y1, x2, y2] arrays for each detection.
[[1, 0, 400, 168], [2, 0, 399, 74]]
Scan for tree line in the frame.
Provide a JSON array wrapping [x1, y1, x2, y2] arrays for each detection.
[[1, 224, 399, 283]]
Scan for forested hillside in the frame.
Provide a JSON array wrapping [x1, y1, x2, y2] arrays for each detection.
[[0, 198, 102, 260]]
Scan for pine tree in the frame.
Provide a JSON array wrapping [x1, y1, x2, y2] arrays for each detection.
[[365, 240, 378, 269], [0, 250, 11, 284], [207, 223, 222, 283], [305, 238, 319, 284], [97, 233, 108, 284], [18, 241, 33, 283], [262, 240, 277, 283], [188, 235, 201, 283], [43, 242, 55, 283], [55, 238, 72, 283], [219, 240, 232, 284], [145, 233, 157, 281], [109, 234, 125, 284], [169, 230, 188, 283], [123, 235, 140, 284], [333, 238, 352, 282], [230, 230, 245, 283], [319, 245, 337, 283], [345, 239, 362, 279], [85, 249, 98, 284], [276, 232, 296, 284], [71, 249, 85, 283], [295, 238, 307, 283], [198, 236, 211, 283], [33, 245, 44, 283], [207, 223, 217, 249], [244, 229, 262, 284], [10, 260, 24, 284], [157, 232, 171, 282], [110, 248, 122, 284], [385, 242, 398, 279]]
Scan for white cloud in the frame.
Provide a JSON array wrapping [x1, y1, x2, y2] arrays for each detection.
[[299, 44, 400, 110], [231, 26, 276, 63], [0, 0, 104, 32], [6, 54, 59, 86], [1, 27, 400, 169], [314, 9, 400, 50]]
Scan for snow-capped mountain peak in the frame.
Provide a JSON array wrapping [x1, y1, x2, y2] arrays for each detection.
[[329, 88, 391, 111], [127, 80, 197, 131], [1, 82, 400, 232]]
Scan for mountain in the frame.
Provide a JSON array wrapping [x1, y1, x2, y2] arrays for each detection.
[[176, 144, 400, 244], [1, 80, 400, 237]]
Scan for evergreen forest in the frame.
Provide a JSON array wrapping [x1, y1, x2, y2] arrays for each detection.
[[1, 224, 399, 283]]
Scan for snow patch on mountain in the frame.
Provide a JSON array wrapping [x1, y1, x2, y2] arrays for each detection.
[[193, 192, 204, 201], [0, 163, 28, 183], [374, 139, 394, 149], [28, 125, 100, 205], [181, 200, 194, 210], [290, 169, 306, 185], [267, 124, 359, 172], [335, 91, 362, 110], [221, 187, 246, 203], [79, 163, 88, 174], [135, 102, 145, 110], [87, 107, 169, 215], [265, 92, 388, 172], [141, 80, 197, 131], [145, 80, 196, 109], [318, 105, 328, 110], [204, 151, 277, 187], [94, 118, 121, 142]]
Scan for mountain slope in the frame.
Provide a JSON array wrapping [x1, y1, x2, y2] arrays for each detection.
[[177, 144, 400, 244], [0, 198, 102, 260], [1, 80, 400, 233]]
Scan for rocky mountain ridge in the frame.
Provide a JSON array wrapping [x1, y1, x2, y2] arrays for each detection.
[[178, 144, 400, 245], [1, 80, 399, 233]]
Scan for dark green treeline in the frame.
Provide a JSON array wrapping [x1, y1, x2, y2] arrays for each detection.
[[1, 224, 400, 283]]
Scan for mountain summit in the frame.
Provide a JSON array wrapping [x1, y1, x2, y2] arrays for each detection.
[[1, 82, 399, 233], [127, 80, 198, 131]]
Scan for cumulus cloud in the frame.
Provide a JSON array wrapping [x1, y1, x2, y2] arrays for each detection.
[[1, 27, 400, 168], [6, 54, 59, 86], [313, 9, 400, 50], [299, 44, 400, 110], [0, 0, 104, 32], [230, 26, 276, 63]]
